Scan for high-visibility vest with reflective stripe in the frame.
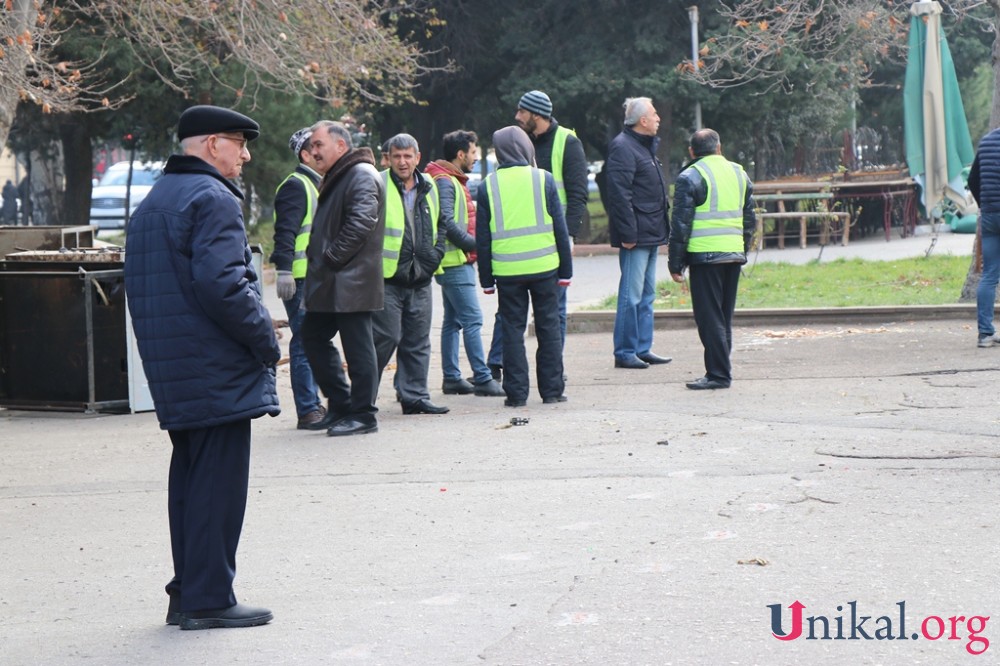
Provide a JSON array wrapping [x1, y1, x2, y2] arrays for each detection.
[[438, 174, 469, 269], [381, 170, 440, 278], [272, 172, 318, 279], [687, 155, 747, 253], [549, 126, 576, 208], [485, 166, 559, 277]]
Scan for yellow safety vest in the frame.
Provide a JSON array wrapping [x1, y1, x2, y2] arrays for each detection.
[[381, 170, 440, 278], [272, 172, 317, 279], [485, 166, 559, 277], [550, 125, 576, 208], [439, 174, 469, 269], [687, 155, 747, 253]]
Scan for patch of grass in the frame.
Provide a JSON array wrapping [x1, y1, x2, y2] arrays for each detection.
[[591, 255, 972, 309]]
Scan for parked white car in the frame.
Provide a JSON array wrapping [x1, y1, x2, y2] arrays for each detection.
[[89, 161, 164, 231]]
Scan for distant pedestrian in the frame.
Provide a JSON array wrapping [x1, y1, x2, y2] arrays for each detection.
[[668, 129, 755, 390], [1, 179, 16, 224], [605, 97, 672, 370], [968, 127, 1000, 348], [476, 126, 572, 407], [17, 177, 31, 225], [124, 105, 279, 630]]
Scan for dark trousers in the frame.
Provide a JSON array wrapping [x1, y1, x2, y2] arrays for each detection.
[[302, 310, 379, 424], [166, 419, 251, 612], [372, 282, 433, 404], [497, 275, 564, 402], [689, 263, 741, 384]]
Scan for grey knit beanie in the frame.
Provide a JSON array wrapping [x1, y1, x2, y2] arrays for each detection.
[[518, 90, 552, 118]]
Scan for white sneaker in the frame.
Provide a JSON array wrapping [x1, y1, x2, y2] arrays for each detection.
[[977, 334, 999, 348]]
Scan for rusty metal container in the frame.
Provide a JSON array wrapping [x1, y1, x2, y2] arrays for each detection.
[[0, 248, 129, 412]]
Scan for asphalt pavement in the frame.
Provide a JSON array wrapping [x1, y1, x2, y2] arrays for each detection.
[[2, 226, 997, 666]]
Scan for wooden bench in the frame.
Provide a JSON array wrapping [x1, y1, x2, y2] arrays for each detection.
[[753, 191, 850, 249]]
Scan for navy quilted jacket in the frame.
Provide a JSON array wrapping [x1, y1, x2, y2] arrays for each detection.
[[969, 128, 1000, 214], [124, 155, 280, 430]]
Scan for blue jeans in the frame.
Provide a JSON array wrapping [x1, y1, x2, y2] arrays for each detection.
[[978, 214, 1000, 336], [283, 279, 322, 417], [435, 264, 491, 384], [613, 246, 658, 360]]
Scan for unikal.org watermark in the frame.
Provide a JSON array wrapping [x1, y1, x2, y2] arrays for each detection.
[[768, 600, 990, 656]]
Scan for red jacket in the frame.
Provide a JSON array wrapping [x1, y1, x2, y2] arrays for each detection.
[[425, 159, 477, 264]]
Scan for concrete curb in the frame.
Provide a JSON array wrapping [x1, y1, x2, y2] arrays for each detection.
[[567, 303, 977, 333]]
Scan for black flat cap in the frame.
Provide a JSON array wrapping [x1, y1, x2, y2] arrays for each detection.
[[177, 105, 260, 141]]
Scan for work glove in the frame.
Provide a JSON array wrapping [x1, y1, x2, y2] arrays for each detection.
[[275, 270, 296, 301]]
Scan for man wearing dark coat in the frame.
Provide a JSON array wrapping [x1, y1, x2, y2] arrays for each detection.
[[300, 120, 386, 437], [124, 105, 280, 630], [1, 179, 17, 224]]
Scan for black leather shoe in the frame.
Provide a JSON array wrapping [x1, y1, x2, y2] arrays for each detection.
[[442, 378, 475, 395], [300, 407, 343, 431], [685, 377, 730, 390], [638, 352, 672, 365], [166, 593, 181, 626], [614, 356, 649, 369], [488, 364, 503, 381], [328, 417, 378, 437], [504, 398, 527, 407], [542, 395, 568, 404], [401, 399, 450, 415], [179, 603, 273, 630], [473, 379, 506, 397]]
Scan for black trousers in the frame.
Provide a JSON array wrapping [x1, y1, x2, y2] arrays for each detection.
[[166, 419, 251, 612], [688, 263, 741, 385], [497, 275, 564, 402], [302, 310, 379, 423]]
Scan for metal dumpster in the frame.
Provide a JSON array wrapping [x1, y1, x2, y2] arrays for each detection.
[[0, 248, 130, 412]]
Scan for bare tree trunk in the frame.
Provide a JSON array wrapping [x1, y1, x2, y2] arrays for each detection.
[[59, 120, 93, 228], [0, 0, 33, 149]]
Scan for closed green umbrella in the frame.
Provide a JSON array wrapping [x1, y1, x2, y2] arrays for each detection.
[[903, 0, 975, 221]]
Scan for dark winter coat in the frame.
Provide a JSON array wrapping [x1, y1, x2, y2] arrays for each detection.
[[124, 155, 280, 431], [969, 128, 1000, 214], [667, 155, 757, 274], [604, 127, 670, 248], [531, 119, 589, 238], [304, 147, 386, 313]]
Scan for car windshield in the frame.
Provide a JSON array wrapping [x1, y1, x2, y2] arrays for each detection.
[[99, 169, 162, 187]]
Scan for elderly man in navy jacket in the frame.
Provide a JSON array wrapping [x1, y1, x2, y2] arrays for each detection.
[[605, 97, 672, 370], [125, 105, 279, 631]]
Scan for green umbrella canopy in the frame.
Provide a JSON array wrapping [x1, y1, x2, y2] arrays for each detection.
[[903, 0, 975, 219]]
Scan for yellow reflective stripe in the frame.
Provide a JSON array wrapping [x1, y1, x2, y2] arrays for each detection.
[[550, 126, 575, 206], [440, 174, 469, 268]]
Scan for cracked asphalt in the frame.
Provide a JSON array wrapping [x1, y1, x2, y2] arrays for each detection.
[[3, 230, 997, 664], [3, 312, 999, 665]]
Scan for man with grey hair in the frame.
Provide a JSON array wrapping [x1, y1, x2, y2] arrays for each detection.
[[301, 120, 386, 436], [605, 97, 672, 370], [376, 133, 474, 415]]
